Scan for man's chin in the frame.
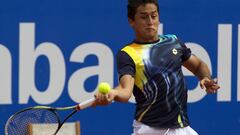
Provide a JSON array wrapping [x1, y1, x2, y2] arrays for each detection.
[[146, 30, 157, 35], [145, 33, 158, 39]]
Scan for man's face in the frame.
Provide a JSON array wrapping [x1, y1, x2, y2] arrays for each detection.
[[129, 3, 159, 42]]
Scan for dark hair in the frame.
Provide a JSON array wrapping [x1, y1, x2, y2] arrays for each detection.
[[127, 0, 159, 20]]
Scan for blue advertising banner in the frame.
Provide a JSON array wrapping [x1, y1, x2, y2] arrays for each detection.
[[0, 0, 239, 135]]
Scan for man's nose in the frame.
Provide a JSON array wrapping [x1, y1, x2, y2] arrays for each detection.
[[147, 16, 153, 25]]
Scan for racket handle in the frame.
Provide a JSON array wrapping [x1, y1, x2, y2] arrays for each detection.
[[76, 98, 95, 110]]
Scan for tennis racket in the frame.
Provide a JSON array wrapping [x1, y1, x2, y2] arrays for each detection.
[[4, 98, 95, 135]]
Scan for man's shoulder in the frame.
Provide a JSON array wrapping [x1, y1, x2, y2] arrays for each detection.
[[160, 34, 178, 39], [116, 42, 134, 57], [119, 42, 136, 51]]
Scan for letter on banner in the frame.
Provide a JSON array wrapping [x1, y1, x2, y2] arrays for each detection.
[[0, 45, 12, 104], [68, 42, 114, 102], [217, 24, 232, 102], [19, 23, 66, 104]]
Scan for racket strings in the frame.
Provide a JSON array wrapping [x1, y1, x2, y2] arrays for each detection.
[[6, 109, 59, 135]]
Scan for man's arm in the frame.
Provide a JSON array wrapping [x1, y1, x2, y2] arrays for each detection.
[[183, 55, 211, 80], [113, 74, 135, 102], [95, 74, 134, 105], [183, 55, 220, 93]]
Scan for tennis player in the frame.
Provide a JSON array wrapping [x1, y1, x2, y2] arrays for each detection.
[[95, 0, 220, 135]]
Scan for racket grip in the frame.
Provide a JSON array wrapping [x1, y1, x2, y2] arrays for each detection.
[[76, 98, 95, 110]]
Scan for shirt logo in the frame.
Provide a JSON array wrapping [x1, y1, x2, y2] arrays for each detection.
[[172, 48, 178, 55]]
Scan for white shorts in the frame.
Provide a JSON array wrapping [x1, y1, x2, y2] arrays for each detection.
[[132, 120, 198, 135]]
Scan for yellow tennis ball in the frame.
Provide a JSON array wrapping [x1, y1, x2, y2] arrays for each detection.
[[98, 82, 111, 94]]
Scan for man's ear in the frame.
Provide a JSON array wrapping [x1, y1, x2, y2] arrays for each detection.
[[128, 17, 134, 27]]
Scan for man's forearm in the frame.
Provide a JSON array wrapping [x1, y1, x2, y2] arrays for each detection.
[[194, 61, 211, 80], [113, 85, 133, 103]]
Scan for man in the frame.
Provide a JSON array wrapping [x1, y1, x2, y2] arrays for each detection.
[[95, 0, 220, 135]]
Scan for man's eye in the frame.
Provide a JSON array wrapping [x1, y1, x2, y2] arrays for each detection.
[[141, 16, 147, 19], [151, 14, 157, 18]]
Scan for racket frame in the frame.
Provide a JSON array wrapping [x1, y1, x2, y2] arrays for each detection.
[[5, 98, 95, 135]]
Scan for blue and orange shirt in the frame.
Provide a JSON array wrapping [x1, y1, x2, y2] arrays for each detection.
[[117, 34, 191, 128]]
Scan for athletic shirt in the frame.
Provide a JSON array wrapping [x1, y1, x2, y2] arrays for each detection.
[[117, 34, 191, 128]]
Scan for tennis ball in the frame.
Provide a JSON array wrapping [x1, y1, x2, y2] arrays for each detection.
[[98, 82, 111, 94]]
